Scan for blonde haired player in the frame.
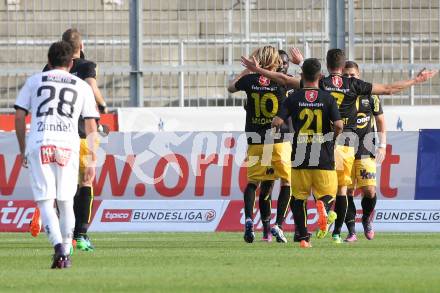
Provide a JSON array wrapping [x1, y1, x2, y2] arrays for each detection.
[[228, 46, 295, 243], [15, 41, 99, 268]]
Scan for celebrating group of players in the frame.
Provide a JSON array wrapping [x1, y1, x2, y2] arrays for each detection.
[[228, 46, 437, 247]]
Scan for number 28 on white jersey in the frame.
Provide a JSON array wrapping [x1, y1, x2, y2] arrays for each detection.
[[14, 69, 99, 153]]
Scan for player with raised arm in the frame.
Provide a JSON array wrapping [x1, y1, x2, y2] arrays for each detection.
[[241, 48, 437, 243], [257, 49, 295, 242], [30, 29, 108, 252], [342, 61, 386, 242], [273, 58, 343, 248], [15, 41, 99, 268], [278, 49, 297, 94], [228, 46, 293, 243]]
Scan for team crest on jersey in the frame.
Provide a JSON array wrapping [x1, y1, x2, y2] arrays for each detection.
[[258, 76, 270, 87], [332, 76, 343, 88], [305, 90, 318, 102], [362, 98, 370, 107]]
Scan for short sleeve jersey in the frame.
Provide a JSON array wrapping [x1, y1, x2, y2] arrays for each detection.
[[43, 58, 98, 138], [14, 69, 99, 153], [278, 88, 341, 170], [235, 74, 287, 144], [319, 74, 372, 131], [355, 95, 383, 159]]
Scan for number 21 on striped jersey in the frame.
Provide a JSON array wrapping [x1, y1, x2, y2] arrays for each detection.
[[299, 108, 322, 134]]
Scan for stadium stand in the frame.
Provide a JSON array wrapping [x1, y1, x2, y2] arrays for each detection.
[[0, 0, 439, 108]]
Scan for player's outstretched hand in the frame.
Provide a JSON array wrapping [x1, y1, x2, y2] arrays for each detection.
[[414, 68, 438, 83], [241, 56, 259, 72], [289, 47, 304, 65]]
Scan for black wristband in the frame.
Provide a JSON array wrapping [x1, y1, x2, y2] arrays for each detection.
[[98, 104, 107, 113]]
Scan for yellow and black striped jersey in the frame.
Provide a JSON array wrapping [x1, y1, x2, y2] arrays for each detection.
[[278, 87, 341, 170], [236, 73, 287, 144], [319, 73, 373, 131], [355, 95, 383, 159]]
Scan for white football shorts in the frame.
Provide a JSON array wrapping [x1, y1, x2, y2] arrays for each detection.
[[27, 145, 79, 202]]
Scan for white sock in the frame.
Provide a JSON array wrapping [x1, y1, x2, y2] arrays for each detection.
[[57, 200, 75, 254], [37, 199, 62, 248]]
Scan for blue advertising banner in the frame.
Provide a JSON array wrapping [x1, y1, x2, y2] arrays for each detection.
[[415, 129, 440, 200]]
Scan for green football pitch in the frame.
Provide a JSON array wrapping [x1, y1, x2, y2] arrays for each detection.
[[0, 232, 440, 293]]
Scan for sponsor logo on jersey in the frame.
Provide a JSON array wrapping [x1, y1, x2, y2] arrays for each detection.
[[305, 90, 318, 102], [265, 168, 274, 175], [360, 169, 376, 180], [356, 113, 371, 129], [332, 76, 343, 88], [361, 98, 370, 107], [37, 121, 72, 133], [40, 145, 72, 166], [258, 76, 270, 87]]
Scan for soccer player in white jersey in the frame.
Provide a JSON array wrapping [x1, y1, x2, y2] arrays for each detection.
[[14, 41, 99, 269]]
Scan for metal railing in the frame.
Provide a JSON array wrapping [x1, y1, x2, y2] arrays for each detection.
[[0, 0, 439, 108]]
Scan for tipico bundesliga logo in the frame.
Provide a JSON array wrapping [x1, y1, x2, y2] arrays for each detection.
[[101, 209, 132, 222], [131, 209, 217, 223], [101, 208, 217, 223]]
